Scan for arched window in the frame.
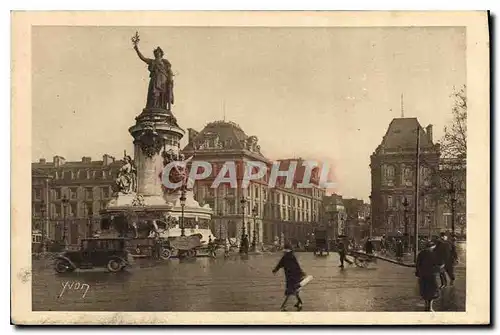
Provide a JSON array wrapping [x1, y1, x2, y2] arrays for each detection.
[[387, 195, 394, 209], [401, 165, 413, 186], [382, 164, 395, 186], [420, 166, 431, 186]]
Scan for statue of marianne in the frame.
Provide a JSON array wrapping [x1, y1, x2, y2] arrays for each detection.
[[132, 32, 174, 111]]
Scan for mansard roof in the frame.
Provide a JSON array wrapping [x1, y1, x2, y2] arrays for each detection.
[[182, 120, 264, 157], [379, 118, 433, 150]]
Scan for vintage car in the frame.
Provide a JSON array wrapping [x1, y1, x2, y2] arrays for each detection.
[[313, 229, 330, 256], [169, 234, 202, 258], [54, 238, 133, 273]]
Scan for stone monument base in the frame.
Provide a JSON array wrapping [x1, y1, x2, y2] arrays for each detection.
[[101, 191, 212, 226]]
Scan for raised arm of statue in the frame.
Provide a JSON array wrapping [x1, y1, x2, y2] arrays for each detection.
[[134, 45, 151, 64]]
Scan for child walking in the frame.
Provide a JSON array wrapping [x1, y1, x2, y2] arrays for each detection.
[[273, 243, 306, 311]]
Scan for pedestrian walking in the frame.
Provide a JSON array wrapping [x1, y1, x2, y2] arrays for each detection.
[[365, 238, 374, 255], [380, 235, 387, 255], [272, 243, 306, 311], [435, 232, 454, 287], [240, 234, 249, 254], [415, 240, 442, 312], [337, 237, 353, 268], [395, 238, 404, 261]]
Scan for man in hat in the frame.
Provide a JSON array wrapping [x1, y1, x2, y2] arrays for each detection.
[[273, 243, 306, 311], [337, 236, 353, 268], [434, 232, 453, 287], [395, 236, 404, 262], [416, 240, 442, 311], [364, 237, 374, 255], [380, 235, 387, 255]]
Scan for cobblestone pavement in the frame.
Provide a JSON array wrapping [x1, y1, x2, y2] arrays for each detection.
[[32, 250, 465, 312]]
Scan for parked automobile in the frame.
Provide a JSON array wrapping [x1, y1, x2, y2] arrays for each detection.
[[54, 238, 133, 273]]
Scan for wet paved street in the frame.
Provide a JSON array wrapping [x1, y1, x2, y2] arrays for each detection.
[[32, 250, 465, 312]]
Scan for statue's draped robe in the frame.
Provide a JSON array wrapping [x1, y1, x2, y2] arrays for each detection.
[[117, 162, 137, 194], [146, 59, 174, 109]]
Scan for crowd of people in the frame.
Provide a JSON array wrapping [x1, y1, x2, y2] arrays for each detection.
[[270, 231, 459, 312]]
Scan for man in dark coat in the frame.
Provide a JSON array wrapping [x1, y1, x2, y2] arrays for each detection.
[[240, 234, 249, 254], [337, 238, 353, 268], [395, 238, 404, 261], [435, 232, 453, 287], [365, 238, 374, 255], [273, 243, 306, 311], [380, 235, 387, 254], [416, 240, 442, 311]]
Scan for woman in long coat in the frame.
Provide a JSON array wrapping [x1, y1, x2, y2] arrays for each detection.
[[273, 243, 306, 311], [416, 241, 442, 311]]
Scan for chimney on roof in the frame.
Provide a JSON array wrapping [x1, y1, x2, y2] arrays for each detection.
[[82, 156, 92, 164], [426, 124, 433, 143], [39, 158, 46, 164], [53, 156, 66, 167], [102, 154, 115, 166]]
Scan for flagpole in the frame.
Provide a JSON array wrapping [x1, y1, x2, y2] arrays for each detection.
[[414, 125, 420, 263]]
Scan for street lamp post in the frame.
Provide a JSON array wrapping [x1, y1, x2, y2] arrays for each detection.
[[40, 200, 46, 253], [218, 210, 223, 240], [180, 186, 187, 237], [329, 211, 335, 240], [403, 197, 409, 252], [240, 196, 247, 253], [366, 216, 372, 238], [62, 195, 69, 248], [450, 187, 456, 237], [341, 213, 346, 237], [251, 205, 258, 252]]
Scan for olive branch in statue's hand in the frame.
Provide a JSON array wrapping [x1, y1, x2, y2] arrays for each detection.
[[131, 31, 140, 48]]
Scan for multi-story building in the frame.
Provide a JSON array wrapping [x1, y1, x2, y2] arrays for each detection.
[[321, 193, 346, 239], [31, 155, 122, 244], [343, 198, 371, 240], [370, 118, 441, 237], [182, 120, 326, 245], [436, 158, 466, 236]]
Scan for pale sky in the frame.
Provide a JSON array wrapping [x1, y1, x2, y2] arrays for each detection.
[[32, 26, 466, 201]]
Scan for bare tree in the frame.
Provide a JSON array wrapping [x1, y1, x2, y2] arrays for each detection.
[[437, 85, 467, 236], [440, 85, 467, 160]]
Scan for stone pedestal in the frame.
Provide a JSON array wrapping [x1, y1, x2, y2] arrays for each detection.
[[102, 107, 213, 233], [129, 109, 184, 197]]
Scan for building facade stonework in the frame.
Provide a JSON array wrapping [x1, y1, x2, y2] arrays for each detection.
[[370, 118, 440, 237], [31, 155, 121, 244], [182, 120, 326, 245], [370, 117, 466, 238]]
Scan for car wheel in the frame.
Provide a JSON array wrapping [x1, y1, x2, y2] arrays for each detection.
[[107, 259, 123, 272], [160, 247, 172, 260], [55, 259, 72, 273]]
